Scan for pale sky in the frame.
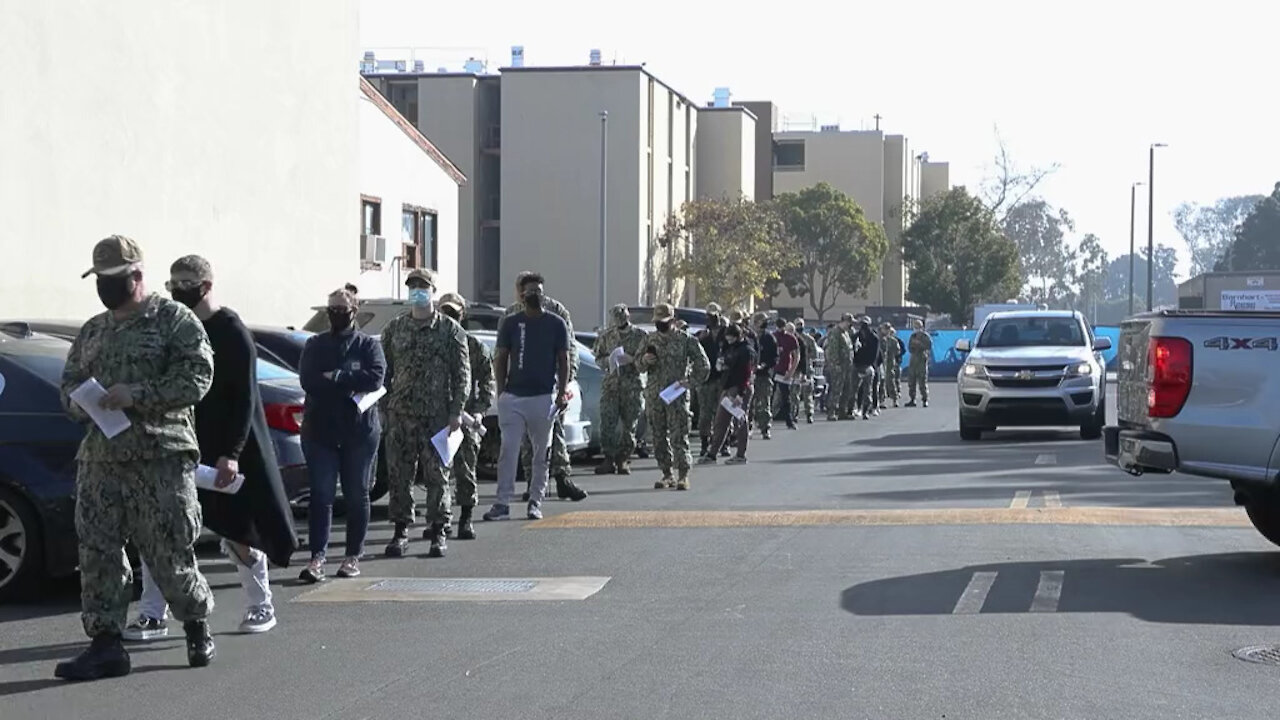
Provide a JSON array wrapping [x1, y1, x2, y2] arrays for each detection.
[[360, 0, 1279, 280]]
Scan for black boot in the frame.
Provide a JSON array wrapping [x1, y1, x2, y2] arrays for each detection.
[[385, 523, 409, 557], [54, 633, 131, 681], [555, 474, 588, 502], [184, 620, 215, 668], [457, 507, 476, 540], [428, 523, 447, 558], [699, 436, 709, 457]]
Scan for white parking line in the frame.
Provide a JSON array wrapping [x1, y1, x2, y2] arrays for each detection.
[[1043, 491, 1063, 508], [1034, 453, 1058, 465], [1010, 491, 1031, 509], [1030, 570, 1065, 613], [953, 571, 998, 614]]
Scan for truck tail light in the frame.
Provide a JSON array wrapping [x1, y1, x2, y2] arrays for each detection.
[[264, 403, 304, 433], [1147, 337, 1192, 418]]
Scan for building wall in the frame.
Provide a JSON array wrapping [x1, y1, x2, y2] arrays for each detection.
[[881, 135, 910, 308], [0, 0, 358, 325], [357, 89, 460, 300], [695, 108, 756, 201], [770, 130, 888, 320], [920, 162, 951, 200], [732, 101, 777, 203]]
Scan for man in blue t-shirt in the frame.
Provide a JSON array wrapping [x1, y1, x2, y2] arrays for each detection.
[[484, 273, 572, 521]]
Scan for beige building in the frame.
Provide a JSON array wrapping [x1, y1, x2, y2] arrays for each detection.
[[920, 160, 951, 200], [1, 0, 359, 326], [695, 107, 756, 202], [1179, 271, 1280, 310]]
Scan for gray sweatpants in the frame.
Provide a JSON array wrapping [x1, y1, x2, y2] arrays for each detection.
[[497, 393, 556, 507]]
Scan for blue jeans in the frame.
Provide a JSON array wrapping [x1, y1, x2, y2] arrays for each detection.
[[302, 432, 378, 560]]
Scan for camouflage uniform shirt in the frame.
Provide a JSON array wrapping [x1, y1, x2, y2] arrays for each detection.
[[506, 296, 578, 381], [825, 328, 853, 370], [640, 329, 711, 398], [60, 293, 214, 462], [464, 332, 496, 417], [380, 311, 471, 420], [593, 323, 650, 390]]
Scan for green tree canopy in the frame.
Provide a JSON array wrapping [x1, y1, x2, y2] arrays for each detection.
[[1174, 194, 1265, 276], [1003, 199, 1077, 307], [775, 183, 887, 321], [902, 187, 1022, 325], [658, 196, 791, 309], [1216, 182, 1280, 272]]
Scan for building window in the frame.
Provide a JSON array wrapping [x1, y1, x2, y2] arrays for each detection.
[[361, 196, 381, 236], [387, 81, 419, 125], [773, 140, 806, 171], [401, 206, 437, 270]]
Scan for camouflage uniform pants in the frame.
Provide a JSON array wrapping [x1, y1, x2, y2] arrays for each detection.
[[453, 424, 480, 509], [698, 378, 721, 439], [885, 361, 902, 401], [826, 366, 846, 419], [752, 373, 774, 431], [840, 365, 859, 416], [385, 417, 452, 527], [851, 365, 876, 414], [522, 413, 572, 481], [799, 377, 814, 420], [908, 361, 930, 402], [599, 381, 643, 462], [76, 456, 213, 638], [874, 364, 886, 407], [648, 393, 692, 475]]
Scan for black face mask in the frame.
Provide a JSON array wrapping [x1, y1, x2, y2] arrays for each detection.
[[170, 286, 206, 309], [655, 320, 672, 333], [726, 333, 741, 344], [96, 275, 135, 310], [523, 291, 543, 310], [328, 309, 354, 333], [440, 306, 462, 322]]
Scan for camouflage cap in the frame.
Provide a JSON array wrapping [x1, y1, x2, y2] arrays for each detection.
[[405, 268, 437, 287], [839, 312, 855, 323], [751, 311, 768, 325], [859, 315, 873, 325], [795, 317, 806, 328], [82, 235, 143, 279], [170, 254, 214, 281], [728, 309, 745, 324], [610, 303, 630, 324], [653, 303, 675, 322], [438, 291, 467, 312], [705, 302, 722, 315]]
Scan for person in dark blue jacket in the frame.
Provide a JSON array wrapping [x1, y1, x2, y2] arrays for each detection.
[[297, 288, 385, 583]]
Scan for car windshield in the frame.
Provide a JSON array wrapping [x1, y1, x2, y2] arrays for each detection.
[[256, 359, 296, 380], [977, 317, 1086, 348]]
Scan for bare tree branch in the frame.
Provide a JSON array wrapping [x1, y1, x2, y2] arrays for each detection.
[[981, 125, 1060, 222]]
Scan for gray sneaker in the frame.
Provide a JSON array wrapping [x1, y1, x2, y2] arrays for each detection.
[[527, 502, 543, 520], [238, 605, 277, 634], [123, 614, 168, 642], [483, 503, 510, 522]]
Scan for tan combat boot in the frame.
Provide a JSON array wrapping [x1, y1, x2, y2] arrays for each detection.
[[676, 471, 690, 491]]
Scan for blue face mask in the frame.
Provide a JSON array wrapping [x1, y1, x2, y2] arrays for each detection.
[[408, 287, 433, 307]]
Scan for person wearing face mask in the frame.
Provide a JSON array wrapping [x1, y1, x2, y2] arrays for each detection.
[[639, 303, 710, 490], [749, 313, 778, 439], [591, 304, 649, 475], [694, 303, 724, 458], [793, 318, 819, 423], [55, 236, 217, 681], [379, 269, 471, 558], [435, 292, 494, 540], [503, 271, 588, 502], [124, 256, 296, 644], [296, 288, 386, 583], [825, 314, 854, 420], [851, 316, 880, 420], [699, 322, 755, 464]]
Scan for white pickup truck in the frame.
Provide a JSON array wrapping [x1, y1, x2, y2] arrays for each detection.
[[1103, 310, 1280, 545]]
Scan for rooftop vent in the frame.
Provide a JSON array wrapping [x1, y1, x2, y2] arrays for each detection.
[[820, 123, 840, 132], [412, 59, 424, 72], [712, 87, 730, 108], [359, 51, 376, 74], [589, 49, 602, 66], [463, 57, 485, 74], [511, 46, 524, 67], [436, 66, 448, 73]]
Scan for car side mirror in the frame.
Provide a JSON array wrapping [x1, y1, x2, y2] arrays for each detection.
[[1093, 337, 1112, 351], [955, 339, 971, 352]]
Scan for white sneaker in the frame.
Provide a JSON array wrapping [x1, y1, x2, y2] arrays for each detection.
[[239, 605, 277, 634], [122, 614, 169, 642]]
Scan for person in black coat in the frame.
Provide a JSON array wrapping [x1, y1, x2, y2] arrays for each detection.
[[125, 256, 298, 642]]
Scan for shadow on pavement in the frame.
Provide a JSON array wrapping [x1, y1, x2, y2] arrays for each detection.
[[0, 660, 190, 697], [854, 429, 1084, 449], [842, 552, 1280, 625]]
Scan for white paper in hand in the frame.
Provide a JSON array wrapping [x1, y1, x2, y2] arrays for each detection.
[[194, 465, 245, 494], [68, 378, 131, 439], [720, 395, 746, 420], [609, 346, 630, 371], [432, 426, 464, 466], [352, 385, 387, 413], [659, 382, 687, 405]]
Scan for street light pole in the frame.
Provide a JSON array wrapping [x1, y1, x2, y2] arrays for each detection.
[[1128, 181, 1143, 316], [1146, 143, 1167, 311], [599, 111, 609, 329]]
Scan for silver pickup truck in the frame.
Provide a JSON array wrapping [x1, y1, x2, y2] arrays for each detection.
[[1103, 310, 1280, 545]]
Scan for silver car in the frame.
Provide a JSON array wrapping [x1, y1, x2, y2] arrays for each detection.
[[954, 310, 1111, 441]]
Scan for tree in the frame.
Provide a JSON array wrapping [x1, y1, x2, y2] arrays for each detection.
[[1002, 199, 1078, 307], [775, 183, 888, 321], [1174, 194, 1265, 276], [657, 196, 792, 309], [1074, 233, 1108, 323], [980, 127, 1060, 223], [1216, 183, 1280, 271], [1102, 248, 1180, 310], [902, 187, 1022, 325]]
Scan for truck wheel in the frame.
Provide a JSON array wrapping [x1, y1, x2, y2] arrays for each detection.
[[1080, 403, 1105, 441], [959, 417, 983, 441], [1245, 502, 1280, 547]]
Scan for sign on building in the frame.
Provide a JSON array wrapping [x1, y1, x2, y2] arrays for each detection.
[[1221, 290, 1280, 311], [1247, 276, 1266, 287]]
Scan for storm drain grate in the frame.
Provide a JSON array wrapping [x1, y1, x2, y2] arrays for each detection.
[[364, 578, 537, 594], [1232, 645, 1280, 666]]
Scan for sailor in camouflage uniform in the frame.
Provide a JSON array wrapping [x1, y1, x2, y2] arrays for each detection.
[[639, 303, 710, 490], [824, 314, 854, 420], [437, 292, 494, 541], [380, 268, 470, 559], [592, 304, 649, 475], [505, 272, 588, 502], [55, 236, 216, 681]]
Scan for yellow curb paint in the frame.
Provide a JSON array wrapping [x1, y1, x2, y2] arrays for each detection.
[[526, 507, 1251, 530]]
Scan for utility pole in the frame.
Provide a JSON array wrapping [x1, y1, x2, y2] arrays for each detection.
[[599, 111, 609, 329], [1128, 181, 1143, 316], [1146, 143, 1167, 311]]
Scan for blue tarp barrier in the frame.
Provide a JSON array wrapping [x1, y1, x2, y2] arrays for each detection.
[[883, 327, 1121, 379]]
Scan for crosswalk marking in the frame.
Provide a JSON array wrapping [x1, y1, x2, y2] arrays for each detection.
[[1010, 491, 1032, 508], [1034, 453, 1058, 465], [1043, 491, 1063, 508], [952, 571, 998, 614], [1030, 570, 1065, 612]]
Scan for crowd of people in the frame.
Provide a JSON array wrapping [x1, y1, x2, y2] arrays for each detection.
[[49, 234, 935, 682]]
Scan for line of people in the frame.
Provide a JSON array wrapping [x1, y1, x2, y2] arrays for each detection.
[[821, 314, 933, 420]]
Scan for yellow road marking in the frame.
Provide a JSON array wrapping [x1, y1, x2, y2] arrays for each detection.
[[1010, 491, 1032, 509], [526, 507, 1251, 530]]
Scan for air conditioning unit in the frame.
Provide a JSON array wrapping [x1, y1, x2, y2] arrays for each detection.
[[361, 234, 386, 263]]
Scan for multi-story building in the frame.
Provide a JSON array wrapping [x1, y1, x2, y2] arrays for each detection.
[[694, 102, 756, 202], [920, 158, 951, 200]]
